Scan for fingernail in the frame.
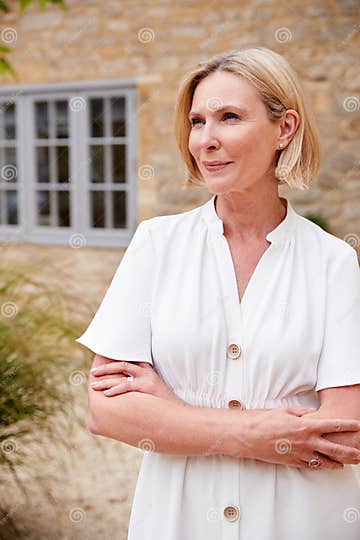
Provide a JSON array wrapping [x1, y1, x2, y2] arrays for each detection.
[[91, 382, 100, 387], [104, 389, 112, 395], [90, 368, 98, 373]]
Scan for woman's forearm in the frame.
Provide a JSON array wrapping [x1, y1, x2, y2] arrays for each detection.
[[88, 390, 252, 457]]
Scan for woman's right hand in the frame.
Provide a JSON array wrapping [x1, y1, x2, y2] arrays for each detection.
[[233, 406, 360, 470]]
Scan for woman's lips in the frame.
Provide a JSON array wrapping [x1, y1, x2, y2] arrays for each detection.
[[203, 162, 232, 171]]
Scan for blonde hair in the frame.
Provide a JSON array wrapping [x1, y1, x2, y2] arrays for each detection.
[[173, 46, 322, 191]]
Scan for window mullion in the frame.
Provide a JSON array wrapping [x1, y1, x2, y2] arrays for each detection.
[[0, 191, 4, 225], [71, 93, 88, 234], [49, 190, 55, 227]]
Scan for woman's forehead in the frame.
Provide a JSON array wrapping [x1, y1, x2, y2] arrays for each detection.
[[191, 72, 262, 110]]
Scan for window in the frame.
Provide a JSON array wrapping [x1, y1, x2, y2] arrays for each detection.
[[0, 80, 138, 247], [88, 96, 127, 229], [0, 102, 18, 227], [34, 100, 71, 227]]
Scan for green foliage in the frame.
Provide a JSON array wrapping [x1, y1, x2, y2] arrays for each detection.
[[0, 0, 9, 12], [303, 212, 331, 233], [0, 57, 16, 77], [0, 0, 66, 12], [19, 0, 34, 8], [0, 256, 91, 523], [0, 0, 68, 78]]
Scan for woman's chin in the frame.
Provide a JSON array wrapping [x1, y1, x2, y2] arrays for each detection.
[[204, 177, 237, 192]]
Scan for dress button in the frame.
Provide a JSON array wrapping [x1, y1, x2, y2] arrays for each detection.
[[228, 399, 246, 410], [224, 505, 240, 522], [227, 343, 241, 359]]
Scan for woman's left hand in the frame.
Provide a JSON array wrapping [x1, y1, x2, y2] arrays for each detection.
[[300, 408, 360, 451], [90, 361, 187, 406]]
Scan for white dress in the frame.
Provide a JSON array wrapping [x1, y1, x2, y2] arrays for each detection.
[[75, 194, 360, 540]]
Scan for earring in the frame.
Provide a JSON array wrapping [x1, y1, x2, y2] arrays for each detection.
[[278, 143, 284, 149]]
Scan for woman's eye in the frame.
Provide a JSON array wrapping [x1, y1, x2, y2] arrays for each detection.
[[190, 112, 239, 126], [223, 112, 238, 120]]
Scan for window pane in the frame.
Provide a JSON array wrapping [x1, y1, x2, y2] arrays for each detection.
[[35, 102, 49, 139], [112, 191, 126, 228], [91, 191, 105, 228], [6, 190, 18, 225], [112, 144, 126, 183], [55, 100, 68, 139], [0, 110, 3, 141], [4, 103, 16, 140], [4, 146, 16, 167], [90, 145, 104, 183], [58, 191, 70, 227], [56, 146, 69, 183], [90, 99, 104, 138], [111, 97, 126, 137], [0, 147, 17, 183], [37, 190, 51, 226], [37, 147, 50, 183]]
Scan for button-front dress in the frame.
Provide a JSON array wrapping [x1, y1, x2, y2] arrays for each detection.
[[76, 194, 360, 540]]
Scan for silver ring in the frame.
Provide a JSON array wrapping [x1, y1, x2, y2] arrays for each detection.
[[127, 375, 134, 382], [308, 456, 321, 468]]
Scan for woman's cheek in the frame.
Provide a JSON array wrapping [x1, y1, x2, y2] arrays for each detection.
[[188, 135, 199, 158]]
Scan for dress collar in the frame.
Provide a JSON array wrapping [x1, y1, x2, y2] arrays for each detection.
[[200, 193, 298, 246]]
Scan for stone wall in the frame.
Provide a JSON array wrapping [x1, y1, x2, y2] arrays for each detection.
[[1, 0, 359, 251]]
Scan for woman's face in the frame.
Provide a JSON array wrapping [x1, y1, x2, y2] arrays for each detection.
[[188, 70, 283, 193]]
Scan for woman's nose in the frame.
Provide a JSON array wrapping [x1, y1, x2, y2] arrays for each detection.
[[199, 124, 220, 149]]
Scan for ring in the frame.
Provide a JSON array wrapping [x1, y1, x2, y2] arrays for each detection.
[[308, 456, 321, 468], [127, 375, 134, 382]]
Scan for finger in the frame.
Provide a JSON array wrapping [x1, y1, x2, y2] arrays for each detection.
[[311, 419, 360, 434], [287, 407, 317, 416], [300, 447, 343, 466], [90, 373, 128, 390], [91, 361, 142, 377], [93, 373, 129, 383], [91, 361, 133, 376], [90, 363, 121, 376], [297, 409, 320, 417], [103, 380, 136, 396], [299, 455, 343, 470], [314, 439, 360, 464], [91, 378, 129, 390], [103, 384, 128, 397]]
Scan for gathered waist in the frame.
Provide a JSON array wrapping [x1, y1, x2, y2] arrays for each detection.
[[175, 387, 320, 410]]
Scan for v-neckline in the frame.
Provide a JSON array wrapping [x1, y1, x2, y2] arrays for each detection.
[[214, 194, 286, 307], [221, 235, 274, 307], [201, 192, 298, 327]]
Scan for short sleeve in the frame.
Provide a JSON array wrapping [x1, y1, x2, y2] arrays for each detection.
[[315, 246, 360, 391], [75, 220, 154, 364]]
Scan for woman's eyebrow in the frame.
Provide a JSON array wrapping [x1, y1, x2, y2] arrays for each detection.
[[188, 105, 247, 118]]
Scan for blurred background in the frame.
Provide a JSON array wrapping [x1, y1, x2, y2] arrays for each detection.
[[0, 1, 359, 538]]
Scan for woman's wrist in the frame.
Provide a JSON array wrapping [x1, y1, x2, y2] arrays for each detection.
[[211, 408, 255, 459]]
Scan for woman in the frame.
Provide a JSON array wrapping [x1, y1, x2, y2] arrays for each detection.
[[76, 46, 360, 539]]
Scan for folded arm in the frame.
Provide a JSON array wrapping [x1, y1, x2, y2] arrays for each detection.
[[88, 356, 360, 462], [87, 354, 250, 457]]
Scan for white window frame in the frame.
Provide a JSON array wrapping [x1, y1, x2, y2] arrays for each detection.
[[0, 78, 139, 248]]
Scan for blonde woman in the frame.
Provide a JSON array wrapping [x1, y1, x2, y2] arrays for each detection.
[[76, 46, 360, 540]]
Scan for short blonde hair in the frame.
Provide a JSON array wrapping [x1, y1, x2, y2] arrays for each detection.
[[173, 46, 322, 191]]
